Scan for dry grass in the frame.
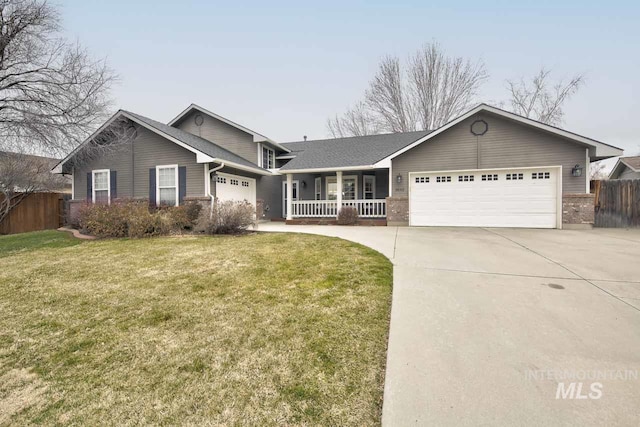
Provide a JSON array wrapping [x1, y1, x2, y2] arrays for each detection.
[[0, 231, 392, 426]]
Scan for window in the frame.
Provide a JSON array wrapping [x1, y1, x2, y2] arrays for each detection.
[[506, 173, 524, 180], [364, 175, 376, 199], [458, 175, 474, 182], [242, 181, 250, 187], [436, 176, 451, 183], [230, 178, 239, 186], [532, 172, 550, 180], [261, 145, 275, 169], [217, 176, 226, 184], [342, 176, 357, 200], [157, 165, 178, 206], [92, 169, 110, 204], [415, 176, 429, 183], [315, 177, 321, 200], [326, 176, 357, 200], [481, 174, 498, 181]]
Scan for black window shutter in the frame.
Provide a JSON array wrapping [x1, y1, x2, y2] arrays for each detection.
[[86, 172, 92, 201], [149, 168, 156, 206], [178, 166, 187, 205], [110, 170, 117, 201]]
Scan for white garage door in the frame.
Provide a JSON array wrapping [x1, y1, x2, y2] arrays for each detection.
[[409, 167, 559, 228], [215, 172, 256, 206]]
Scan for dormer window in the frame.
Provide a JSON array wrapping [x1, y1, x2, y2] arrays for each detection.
[[261, 145, 274, 169]]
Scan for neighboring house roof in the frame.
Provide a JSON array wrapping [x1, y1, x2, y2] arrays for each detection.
[[52, 110, 272, 176], [377, 104, 623, 166], [279, 130, 431, 173], [609, 156, 640, 179], [1, 151, 71, 191], [168, 103, 291, 153]]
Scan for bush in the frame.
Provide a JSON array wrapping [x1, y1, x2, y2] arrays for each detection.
[[196, 200, 255, 235], [78, 200, 200, 238], [337, 207, 358, 225]]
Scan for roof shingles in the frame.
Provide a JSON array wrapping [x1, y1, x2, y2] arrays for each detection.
[[280, 130, 430, 171], [125, 111, 267, 172]]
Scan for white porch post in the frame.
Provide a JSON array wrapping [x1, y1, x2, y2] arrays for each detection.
[[286, 173, 293, 220], [336, 170, 343, 218]]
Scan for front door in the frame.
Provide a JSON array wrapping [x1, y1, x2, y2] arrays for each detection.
[[282, 180, 299, 217]]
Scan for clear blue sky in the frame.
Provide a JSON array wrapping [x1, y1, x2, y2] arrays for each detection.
[[61, 0, 639, 166]]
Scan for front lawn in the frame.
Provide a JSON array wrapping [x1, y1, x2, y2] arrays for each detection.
[[0, 231, 392, 426]]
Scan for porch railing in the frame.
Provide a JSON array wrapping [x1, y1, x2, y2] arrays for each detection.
[[291, 199, 386, 218]]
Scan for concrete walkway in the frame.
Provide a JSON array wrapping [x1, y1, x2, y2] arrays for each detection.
[[257, 223, 640, 426]]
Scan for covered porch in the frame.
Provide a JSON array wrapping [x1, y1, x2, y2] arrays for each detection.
[[282, 169, 389, 220]]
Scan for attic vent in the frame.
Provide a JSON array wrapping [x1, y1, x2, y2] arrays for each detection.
[[194, 114, 204, 126]]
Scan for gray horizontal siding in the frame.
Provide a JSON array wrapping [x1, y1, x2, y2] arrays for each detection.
[[74, 126, 204, 201], [392, 112, 588, 196], [618, 167, 640, 180], [175, 110, 257, 165]]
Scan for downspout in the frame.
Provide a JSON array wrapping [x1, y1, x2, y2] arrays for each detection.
[[207, 162, 224, 218]]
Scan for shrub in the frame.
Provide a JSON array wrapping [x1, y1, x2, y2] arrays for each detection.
[[196, 200, 255, 235], [78, 200, 200, 238], [337, 207, 358, 225]]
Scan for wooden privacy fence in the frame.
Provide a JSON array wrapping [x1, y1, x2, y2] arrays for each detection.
[[0, 192, 66, 235], [592, 180, 640, 228]]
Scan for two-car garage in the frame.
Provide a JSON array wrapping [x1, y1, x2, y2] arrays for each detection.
[[409, 167, 561, 228]]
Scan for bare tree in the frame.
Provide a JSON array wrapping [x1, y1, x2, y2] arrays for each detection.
[[327, 101, 380, 138], [0, 151, 68, 224], [506, 69, 584, 126], [365, 56, 416, 133], [0, 0, 116, 157], [590, 161, 607, 180], [327, 42, 488, 137], [409, 43, 488, 130]]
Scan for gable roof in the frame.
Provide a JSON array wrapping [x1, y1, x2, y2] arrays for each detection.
[[52, 110, 272, 176], [377, 104, 623, 166], [168, 104, 291, 153], [279, 130, 431, 173], [609, 156, 640, 179]]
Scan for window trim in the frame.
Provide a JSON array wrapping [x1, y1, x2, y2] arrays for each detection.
[[363, 175, 376, 199], [326, 175, 358, 200], [156, 164, 179, 206], [314, 177, 322, 200], [261, 145, 275, 169], [91, 169, 110, 204]]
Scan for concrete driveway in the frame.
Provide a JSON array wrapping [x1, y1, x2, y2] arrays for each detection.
[[257, 223, 640, 426]]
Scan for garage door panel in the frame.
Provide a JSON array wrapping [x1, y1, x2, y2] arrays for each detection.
[[410, 168, 558, 228], [216, 173, 256, 206]]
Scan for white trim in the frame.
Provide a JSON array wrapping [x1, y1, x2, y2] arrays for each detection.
[[314, 177, 322, 200], [276, 154, 296, 160], [156, 164, 179, 206], [364, 175, 376, 199], [257, 143, 262, 166], [204, 163, 210, 198], [285, 174, 294, 220], [260, 144, 275, 169], [282, 179, 299, 218], [408, 165, 563, 229], [326, 174, 357, 201], [167, 103, 291, 153], [52, 110, 272, 177], [91, 169, 110, 204], [585, 148, 590, 193], [71, 167, 75, 200], [376, 104, 623, 167], [609, 157, 640, 179], [280, 165, 376, 174]]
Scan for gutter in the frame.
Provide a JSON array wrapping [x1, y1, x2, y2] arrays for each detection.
[[207, 162, 225, 218]]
